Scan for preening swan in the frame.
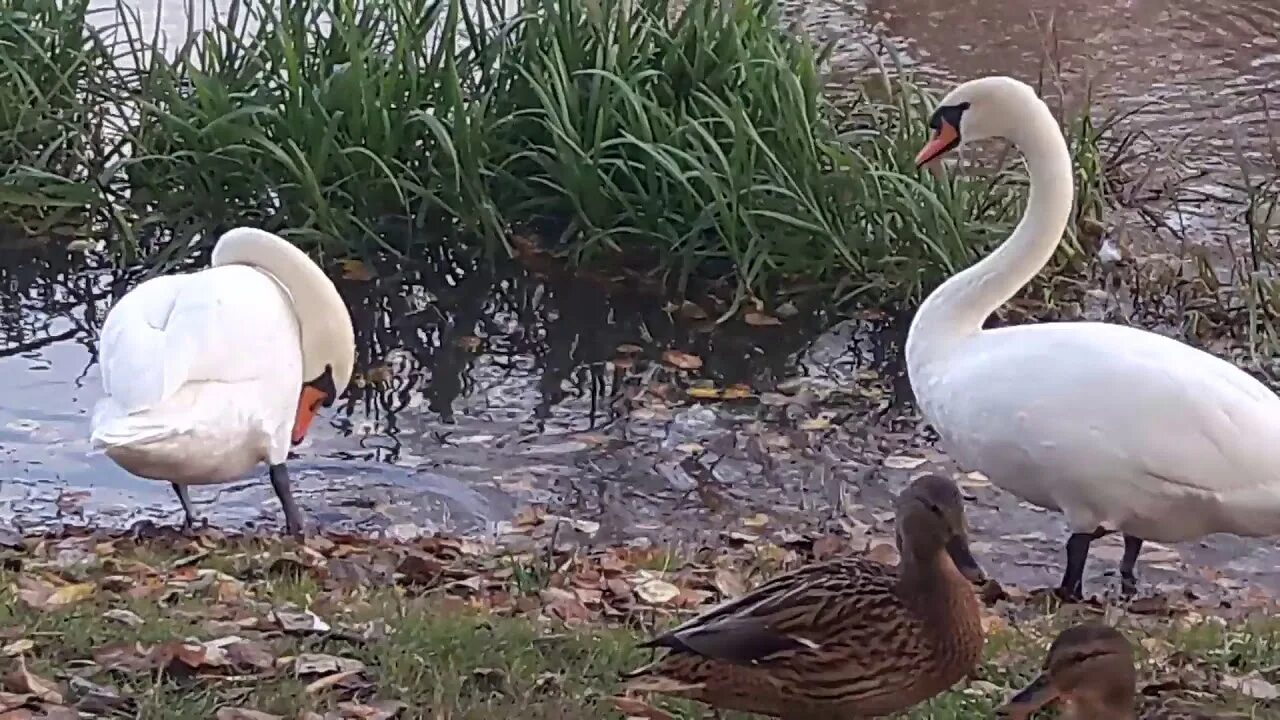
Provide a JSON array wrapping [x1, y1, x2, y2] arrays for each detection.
[[909, 76, 1280, 601], [90, 227, 355, 534]]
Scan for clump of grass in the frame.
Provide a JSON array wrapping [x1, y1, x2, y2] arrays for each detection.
[[0, 0, 120, 229], [122, 0, 510, 254], [0, 0, 1124, 312]]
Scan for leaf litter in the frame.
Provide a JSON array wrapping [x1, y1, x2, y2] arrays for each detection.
[[0, 523, 1275, 718]]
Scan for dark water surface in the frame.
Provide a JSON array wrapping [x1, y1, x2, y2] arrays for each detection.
[[6, 235, 1280, 603]]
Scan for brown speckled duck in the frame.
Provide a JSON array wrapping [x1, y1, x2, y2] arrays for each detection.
[[1000, 623, 1244, 720], [622, 474, 987, 719]]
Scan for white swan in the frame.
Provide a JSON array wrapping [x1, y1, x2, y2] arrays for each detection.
[[908, 77, 1280, 600], [90, 227, 355, 534]]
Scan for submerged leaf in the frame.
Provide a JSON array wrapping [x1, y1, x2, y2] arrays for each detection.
[[661, 350, 703, 370]]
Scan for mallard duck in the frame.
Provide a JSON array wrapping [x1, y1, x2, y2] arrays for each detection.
[[622, 474, 986, 718], [999, 623, 1241, 719]]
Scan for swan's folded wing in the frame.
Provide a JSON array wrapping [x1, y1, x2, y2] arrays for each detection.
[[962, 322, 1280, 497], [98, 274, 197, 412]]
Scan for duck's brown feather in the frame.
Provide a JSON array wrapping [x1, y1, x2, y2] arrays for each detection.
[[625, 553, 982, 718]]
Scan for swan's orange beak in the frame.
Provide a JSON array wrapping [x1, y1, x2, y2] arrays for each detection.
[[915, 121, 959, 167], [291, 385, 328, 445]]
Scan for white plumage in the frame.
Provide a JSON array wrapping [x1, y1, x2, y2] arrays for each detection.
[[908, 76, 1280, 599], [90, 228, 354, 533]]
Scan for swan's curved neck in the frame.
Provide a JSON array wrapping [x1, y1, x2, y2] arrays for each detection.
[[906, 103, 1074, 370], [211, 228, 354, 387]]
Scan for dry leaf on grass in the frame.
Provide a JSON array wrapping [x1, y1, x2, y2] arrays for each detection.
[[216, 708, 283, 720], [634, 578, 681, 605], [1223, 671, 1279, 700], [272, 609, 331, 634], [0, 642, 32, 659], [293, 654, 365, 677], [2, 659, 62, 704]]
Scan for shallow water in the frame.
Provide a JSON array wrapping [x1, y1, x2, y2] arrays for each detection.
[[797, 0, 1279, 164]]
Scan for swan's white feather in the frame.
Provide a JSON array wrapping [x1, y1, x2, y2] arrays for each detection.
[[91, 264, 303, 485], [917, 321, 1280, 542]]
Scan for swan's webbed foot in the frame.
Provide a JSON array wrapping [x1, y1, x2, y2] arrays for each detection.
[[269, 463, 305, 536], [1119, 534, 1143, 597]]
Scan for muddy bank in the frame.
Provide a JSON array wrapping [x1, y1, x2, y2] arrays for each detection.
[[5, 234, 1280, 603]]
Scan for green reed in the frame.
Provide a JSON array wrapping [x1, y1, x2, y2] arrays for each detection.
[[0, 0, 1117, 311]]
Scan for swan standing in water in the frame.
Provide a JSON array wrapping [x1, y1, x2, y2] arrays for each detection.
[[90, 228, 355, 534], [908, 76, 1280, 601]]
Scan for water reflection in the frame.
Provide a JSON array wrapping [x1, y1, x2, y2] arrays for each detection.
[[0, 232, 827, 537], [814, 0, 1279, 168]]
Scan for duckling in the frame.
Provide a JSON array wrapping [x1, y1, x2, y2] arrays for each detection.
[[622, 474, 987, 719], [999, 623, 1239, 720]]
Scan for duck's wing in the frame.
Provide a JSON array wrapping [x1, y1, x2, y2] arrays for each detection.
[[638, 557, 911, 667]]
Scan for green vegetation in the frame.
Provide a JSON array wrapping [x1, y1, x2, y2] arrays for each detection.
[[1, 532, 1275, 718], [0, 0, 1120, 308]]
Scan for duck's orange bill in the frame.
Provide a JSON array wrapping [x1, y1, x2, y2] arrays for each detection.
[[291, 385, 327, 445], [914, 121, 959, 166]]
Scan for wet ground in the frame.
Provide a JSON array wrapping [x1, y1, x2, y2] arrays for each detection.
[[11, 0, 1274, 601], [6, 234, 1280, 605]]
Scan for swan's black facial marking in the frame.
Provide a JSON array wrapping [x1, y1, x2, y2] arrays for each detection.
[[307, 364, 337, 408], [927, 101, 970, 136], [915, 101, 971, 166]]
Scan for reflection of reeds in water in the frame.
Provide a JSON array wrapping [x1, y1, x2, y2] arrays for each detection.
[[333, 240, 826, 454], [0, 245, 125, 362]]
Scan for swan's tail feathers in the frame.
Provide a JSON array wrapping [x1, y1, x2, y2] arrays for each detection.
[[89, 399, 188, 452]]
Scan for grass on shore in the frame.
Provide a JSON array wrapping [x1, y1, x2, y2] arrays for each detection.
[[1, 529, 1277, 719], [0, 0, 1125, 310]]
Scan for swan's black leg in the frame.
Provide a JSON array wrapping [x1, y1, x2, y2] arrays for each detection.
[[1119, 534, 1143, 596], [171, 483, 199, 532], [1058, 527, 1107, 601], [269, 463, 304, 536]]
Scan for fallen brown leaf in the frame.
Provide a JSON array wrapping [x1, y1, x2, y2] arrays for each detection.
[[14, 579, 53, 611], [293, 654, 365, 677], [744, 311, 781, 326], [215, 708, 283, 720], [333, 700, 404, 719], [303, 669, 363, 695], [0, 642, 31, 659], [2, 658, 62, 705]]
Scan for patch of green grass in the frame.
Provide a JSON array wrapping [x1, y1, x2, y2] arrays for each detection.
[[1, 538, 1276, 719]]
